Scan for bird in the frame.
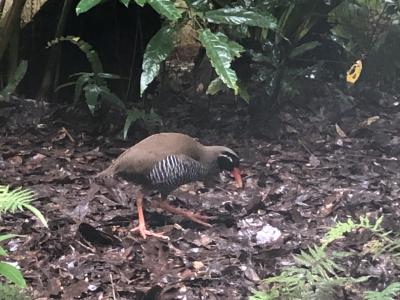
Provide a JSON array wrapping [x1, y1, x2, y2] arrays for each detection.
[[96, 132, 243, 239]]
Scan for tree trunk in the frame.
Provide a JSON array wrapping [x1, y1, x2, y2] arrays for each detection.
[[0, 0, 27, 62], [0, 0, 6, 19], [7, 22, 20, 79], [37, 0, 74, 100]]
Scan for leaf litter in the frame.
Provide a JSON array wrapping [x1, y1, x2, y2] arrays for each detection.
[[0, 90, 400, 299]]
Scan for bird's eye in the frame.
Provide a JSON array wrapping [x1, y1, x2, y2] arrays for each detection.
[[217, 152, 240, 171], [217, 155, 233, 171]]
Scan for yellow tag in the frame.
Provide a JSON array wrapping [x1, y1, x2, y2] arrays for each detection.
[[346, 60, 362, 84]]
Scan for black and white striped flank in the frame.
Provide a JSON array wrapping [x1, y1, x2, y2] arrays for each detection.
[[147, 155, 208, 192]]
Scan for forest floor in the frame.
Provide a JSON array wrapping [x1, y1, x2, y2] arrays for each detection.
[[1, 87, 400, 299]]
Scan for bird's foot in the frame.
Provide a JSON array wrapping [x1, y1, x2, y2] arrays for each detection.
[[157, 201, 213, 227], [131, 224, 169, 240], [183, 211, 213, 227]]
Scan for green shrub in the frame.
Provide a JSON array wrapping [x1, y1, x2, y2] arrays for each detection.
[[48, 36, 160, 139]]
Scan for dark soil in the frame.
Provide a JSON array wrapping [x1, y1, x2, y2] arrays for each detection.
[[1, 88, 400, 299]]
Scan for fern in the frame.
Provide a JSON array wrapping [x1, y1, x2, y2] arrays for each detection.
[[321, 216, 385, 248], [47, 36, 127, 118], [0, 186, 48, 227], [46, 35, 160, 139], [379, 237, 400, 257], [47, 36, 103, 74], [321, 218, 357, 247], [0, 186, 47, 288], [364, 282, 400, 300], [294, 245, 342, 279], [251, 215, 397, 300]]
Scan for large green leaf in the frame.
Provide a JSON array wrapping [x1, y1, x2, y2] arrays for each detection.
[[0, 246, 7, 256], [0, 262, 26, 288], [205, 7, 277, 29], [97, 73, 123, 79], [123, 109, 144, 139], [207, 77, 249, 102], [99, 87, 126, 110], [289, 41, 321, 58], [134, 0, 147, 6], [206, 77, 225, 95], [140, 26, 176, 96], [123, 108, 159, 139], [119, 0, 131, 7], [74, 74, 92, 105], [76, 0, 103, 15], [187, 0, 208, 10], [0, 235, 16, 245], [198, 29, 243, 94], [147, 0, 181, 21]]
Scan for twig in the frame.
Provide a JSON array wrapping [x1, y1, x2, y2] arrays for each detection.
[[110, 273, 117, 300], [298, 139, 313, 156], [62, 127, 75, 143]]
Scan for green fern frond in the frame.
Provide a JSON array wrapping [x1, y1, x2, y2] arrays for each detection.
[[359, 215, 384, 233], [293, 245, 341, 279], [0, 186, 48, 228], [47, 36, 104, 74], [261, 267, 308, 299], [381, 238, 400, 257], [249, 289, 279, 300], [364, 282, 400, 300], [0, 186, 35, 213], [321, 218, 357, 247], [321, 216, 384, 247]]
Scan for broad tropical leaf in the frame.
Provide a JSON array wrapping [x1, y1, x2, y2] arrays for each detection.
[[0, 234, 20, 243], [124, 109, 143, 139], [76, 0, 103, 15], [73, 74, 92, 104], [0, 262, 26, 288], [140, 26, 176, 96], [98, 87, 126, 110], [123, 108, 159, 139], [289, 41, 321, 58], [206, 77, 224, 95], [135, 0, 147, 6], [119, 0, 131, 7], [198, 29, 243, 94], [0, 246, 7, 256], [147, 0, 181, 21], [205, 7, 277, 29]]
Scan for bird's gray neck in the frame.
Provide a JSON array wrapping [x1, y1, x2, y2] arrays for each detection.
[[199, 145, 227, 174]]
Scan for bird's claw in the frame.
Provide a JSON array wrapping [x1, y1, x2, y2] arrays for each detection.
[[184, 212, 213, 227], [131, 225, 169, 240]]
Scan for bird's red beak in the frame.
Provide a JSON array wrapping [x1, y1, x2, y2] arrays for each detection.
[[231, 167, 243, 188]]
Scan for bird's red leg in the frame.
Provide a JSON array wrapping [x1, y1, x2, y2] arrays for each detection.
[[157, 200, 212, 227], [131, 191, 169, 240]]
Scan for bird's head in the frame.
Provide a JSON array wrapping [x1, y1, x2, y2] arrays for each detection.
[[203, 146, 243, 188]]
